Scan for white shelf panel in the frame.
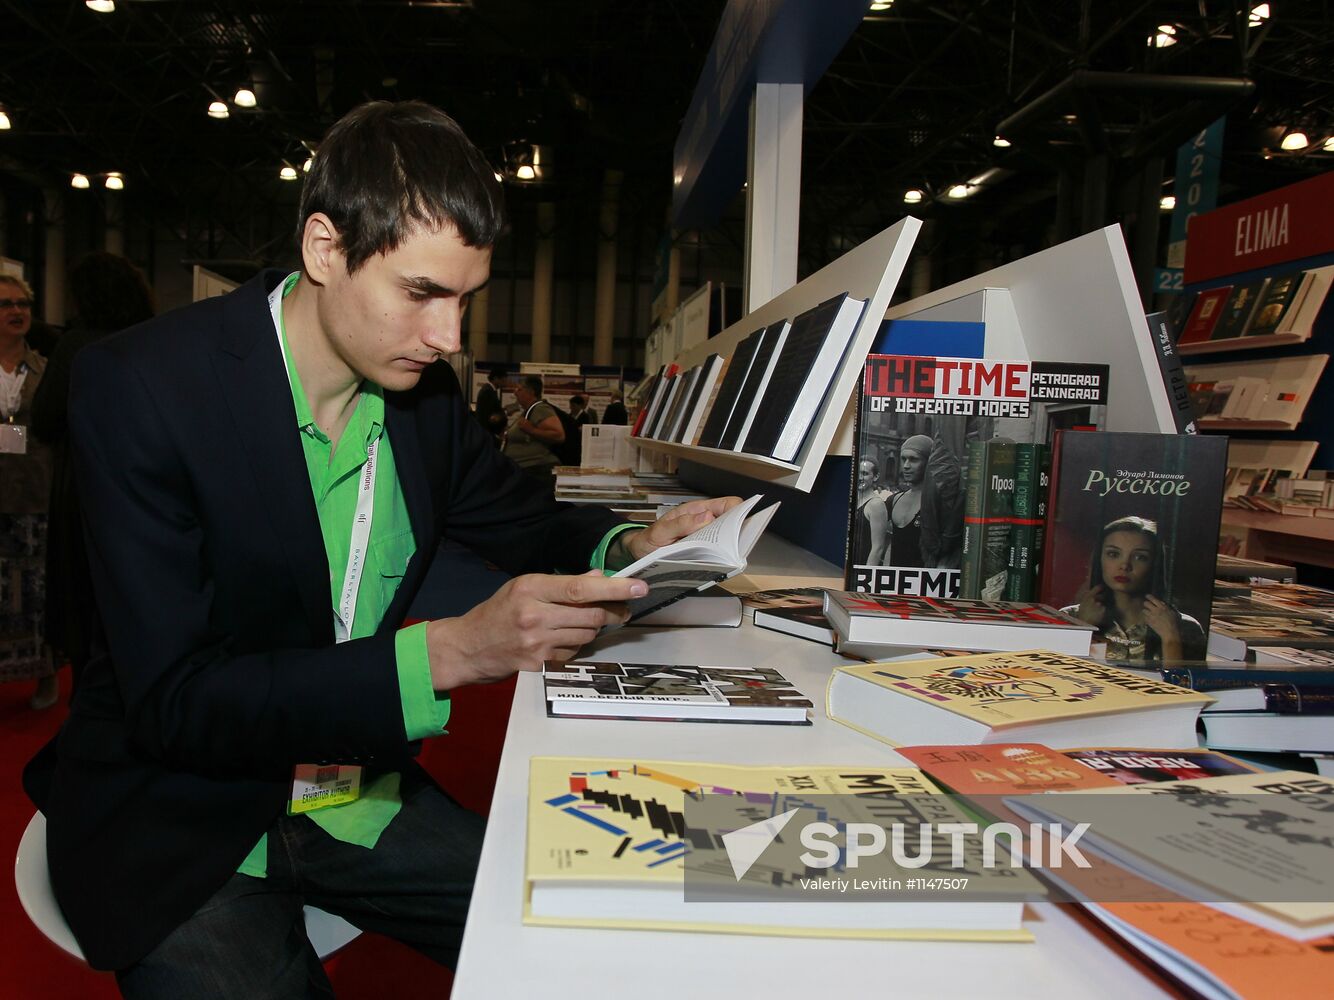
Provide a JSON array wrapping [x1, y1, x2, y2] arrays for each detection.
[[636, 216, 922, 493]]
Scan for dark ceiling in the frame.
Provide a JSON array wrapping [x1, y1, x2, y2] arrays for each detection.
[[0, 0, 1331, 297]]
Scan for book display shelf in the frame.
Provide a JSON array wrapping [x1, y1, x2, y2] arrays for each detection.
[[878, 225, 1179, 437], [632, 216, 922, 493], [1177, 171, 1334, 569]]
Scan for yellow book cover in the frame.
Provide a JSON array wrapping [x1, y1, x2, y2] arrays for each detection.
[[524, 756, 1038, 941], [826, 650, 1213, 750]]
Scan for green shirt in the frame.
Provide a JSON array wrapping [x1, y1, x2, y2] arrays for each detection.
[[240, 272, 643, 876]]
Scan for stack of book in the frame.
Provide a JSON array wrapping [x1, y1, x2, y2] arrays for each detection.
[[899, 744, 1334, 999], [553, 467, 708, 521], [1206, 583, 1334, 660]]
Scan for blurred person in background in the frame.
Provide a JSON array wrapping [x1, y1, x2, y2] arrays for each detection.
[[32, 252, 155, 695], [0, 273, 57, 709]]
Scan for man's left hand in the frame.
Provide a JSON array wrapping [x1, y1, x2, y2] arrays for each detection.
[[623, 496, 745, 563]]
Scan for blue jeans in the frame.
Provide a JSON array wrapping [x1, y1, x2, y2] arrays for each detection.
[[115, 774, 484, 999]]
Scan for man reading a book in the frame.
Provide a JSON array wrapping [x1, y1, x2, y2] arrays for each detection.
[[23, 99, 738, 998]]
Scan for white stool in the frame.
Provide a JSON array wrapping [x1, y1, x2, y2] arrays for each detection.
[[14, 812, 361, 962]]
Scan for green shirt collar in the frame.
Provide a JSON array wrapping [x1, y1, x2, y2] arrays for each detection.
[[275, 271, 384, 450]]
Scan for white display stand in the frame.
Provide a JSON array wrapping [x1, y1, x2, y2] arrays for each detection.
[[450, 536, 1173, 999], [876, 225, 1178, 438], [634, 217, 922, 493]]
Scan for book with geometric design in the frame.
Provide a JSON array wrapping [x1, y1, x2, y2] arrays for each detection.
[[541, 662, 813, 724], [524, 756, 1038, 940], [826, 650, 1213, 749]]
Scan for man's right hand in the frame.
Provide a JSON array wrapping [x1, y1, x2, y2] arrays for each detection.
[[424, 571, 648, 690]]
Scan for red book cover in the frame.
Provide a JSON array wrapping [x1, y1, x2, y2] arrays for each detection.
[[1176, 285, 1233, 345], [898, 743, 1124, 794]]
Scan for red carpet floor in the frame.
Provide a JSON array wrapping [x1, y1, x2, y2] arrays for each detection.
[[0, 667, 515, 999]]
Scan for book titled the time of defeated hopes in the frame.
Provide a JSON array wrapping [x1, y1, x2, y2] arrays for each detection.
[[822, 591, 1094, 655], [609, 494, 780, 626], [541, 662, 813, 724], [524, 756, 1040, 941], [825, 650, 1214, 750]]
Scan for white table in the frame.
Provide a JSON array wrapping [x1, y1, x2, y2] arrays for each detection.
[[451, 609, 1175, 999]]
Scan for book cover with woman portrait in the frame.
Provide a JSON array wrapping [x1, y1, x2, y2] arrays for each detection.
[[1038, 431, 1228, 664]]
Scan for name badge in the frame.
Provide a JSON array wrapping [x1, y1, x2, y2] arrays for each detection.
[[0, 423, 27, 455], [288, 763, 363, 815]]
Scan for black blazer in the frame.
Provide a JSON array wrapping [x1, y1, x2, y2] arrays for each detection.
[[23, 271, 623, 970]]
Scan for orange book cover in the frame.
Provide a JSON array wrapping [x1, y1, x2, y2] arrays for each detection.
[[897, 743, 1123, 794]]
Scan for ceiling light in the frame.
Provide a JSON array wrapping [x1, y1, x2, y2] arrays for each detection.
[[303, 156, 314, 173], [1281, 131, 1310, 151], [992, 136, 1011, 148], [494, 170, 503, 182], [1324, 137, 1334, 152], [903, 189, 923, 204], [0, 108, 10, 131], [104, 172, 124, 191], [946, 183, 972, 199], [868, 1, 893, 10], [85, 0, 115, 11], [71, 174, 90, 189], [1249, 3, 1270, 27], [1150, 24, 1177, 47], [516, 164, 536, 180], [233, 87, 257, 109], [1160, 195, 1176, 211], [207, 101, 229, 119], [279, 165, 299, 181]]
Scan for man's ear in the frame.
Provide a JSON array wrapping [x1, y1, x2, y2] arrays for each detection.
[[301, 213, 343, 286]]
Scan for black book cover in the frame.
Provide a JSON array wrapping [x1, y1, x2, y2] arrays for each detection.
[[1038, 431, 1228, 664], [1211, 279, 1269, 340], [1143, 310, 1197, 434], [718, 321, 786, 451], [697, 328, 763, 449], [740, 294, 850, 458], [1245, 272, 1304, 337]]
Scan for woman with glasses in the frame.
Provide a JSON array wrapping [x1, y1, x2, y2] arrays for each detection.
[[0, 274, 57, 709]]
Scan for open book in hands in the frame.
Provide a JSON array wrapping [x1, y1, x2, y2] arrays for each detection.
[[610, 494, 780, 626]]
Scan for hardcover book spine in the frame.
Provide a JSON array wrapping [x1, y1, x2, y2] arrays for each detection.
[[1162, 668, 1334, 693], [1031, 445, 1052, 601], [1036, 435, 1067, 607], [1004, 443, 1040, 601], [961, 440, 986, 599], [1144, 311, 1197, 434], [979, 442, 1016, 601]]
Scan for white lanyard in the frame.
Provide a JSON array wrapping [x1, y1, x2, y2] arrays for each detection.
[[0, 363, 25, 420], [268, 277, 378, 644]]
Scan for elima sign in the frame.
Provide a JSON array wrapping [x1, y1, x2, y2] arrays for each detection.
[[1183, 171, 1334, 285]]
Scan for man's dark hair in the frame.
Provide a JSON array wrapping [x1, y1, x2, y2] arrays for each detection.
[[70, 252, 155, 331], [521, 374, 544, 396], [487, 369, 505, 383], [299, 100, 507, 274], [570, 394, 585, 408]]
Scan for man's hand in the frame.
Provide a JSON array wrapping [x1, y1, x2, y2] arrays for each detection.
[[424, 571, 647, 690], [623, 496, 745, 563]]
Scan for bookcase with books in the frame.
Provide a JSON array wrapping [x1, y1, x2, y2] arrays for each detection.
[[1175, 171, 1334, 570]]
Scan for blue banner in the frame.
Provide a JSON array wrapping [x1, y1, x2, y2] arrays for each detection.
[[1166, 117, 1225, 269]]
